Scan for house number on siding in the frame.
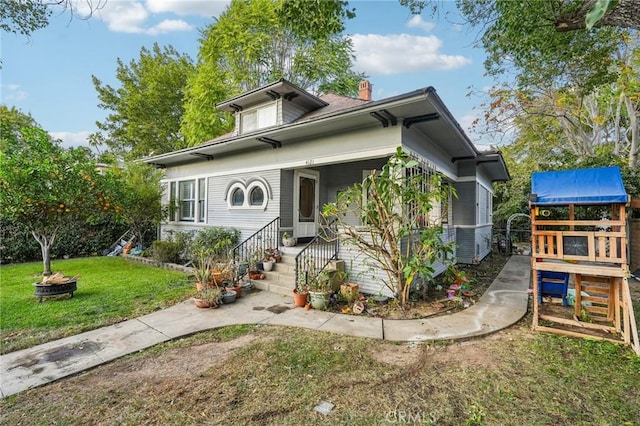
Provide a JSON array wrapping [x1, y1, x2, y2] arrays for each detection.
[[305, 159, 315, 166]]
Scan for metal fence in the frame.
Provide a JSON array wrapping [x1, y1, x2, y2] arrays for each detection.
[[493, 228, 532, 255]]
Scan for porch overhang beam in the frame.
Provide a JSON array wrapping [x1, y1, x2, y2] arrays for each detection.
[[257, 137, 282, 149], [370, 111, 389, 127], [190, 152, 214, 161], [451, 155, 476, 163], [283, 92, 298, 101], [403, 113, 440, 128], [379, 109, 398, 126], [266, 90, 281, 100], [229, 103, 243, 112]]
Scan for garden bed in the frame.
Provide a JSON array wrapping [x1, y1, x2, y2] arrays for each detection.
[[327, 253, 511, 319]]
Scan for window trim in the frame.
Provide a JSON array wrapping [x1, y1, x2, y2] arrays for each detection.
[[240, 103, 277, 134], [226, 179, 269, 210], [179, 180, 196, 222], [249, 185, 265, 207], [167, 178, 207, 223]]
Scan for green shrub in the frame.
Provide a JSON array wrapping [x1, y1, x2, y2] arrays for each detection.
[[166, 230, 196, 263], [193, 227, 240, 257], [151, 240, 181, 264], [0, 219, 128, 264]]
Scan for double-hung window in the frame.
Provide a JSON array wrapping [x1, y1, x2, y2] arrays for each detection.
[[179, 180, 196, 221], [240, 104, 277, 133], [170, 178, 206, 223]]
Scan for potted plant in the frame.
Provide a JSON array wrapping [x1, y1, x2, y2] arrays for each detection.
[[337, 271, 359, 304], [192, 248, 215, 290], [308, 269, 333, 310], [221, 289, 237, 304], [262, 256, 274, 272], [282, 232, 296, 247], [193, 286, 222, 308], [264, 247, 281, 262], [292, 277, 309, 307]]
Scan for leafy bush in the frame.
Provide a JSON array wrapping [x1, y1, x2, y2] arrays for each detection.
[[0, 219, 128, 264], [151, 240, 182, 264], [164, 227, 241, 264], [165, 230, 196, 263], [193, 227, 240, 258]]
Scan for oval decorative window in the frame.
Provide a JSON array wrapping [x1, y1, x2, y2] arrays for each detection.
[[231, 187, 244, 206], [249, 186, 264, 206]]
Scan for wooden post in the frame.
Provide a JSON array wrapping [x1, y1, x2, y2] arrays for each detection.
[[575, 273, 582, 318], [622, 277, 639, 354], [532, 258, 539, 330], [569, 203, 575, 231]]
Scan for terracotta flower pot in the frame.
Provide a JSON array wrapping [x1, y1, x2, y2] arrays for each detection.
[[193, 298, 218, 309], [226, 284, 243, 298], [293, 289, 308, 307]]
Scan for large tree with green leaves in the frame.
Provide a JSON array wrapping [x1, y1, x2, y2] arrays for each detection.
[[401, 0, 640, 31], [458, 0, 626, 93], [181, 0, 365, 145], [108, 162, 166, 247], [0, 0, 103, 37], [0, 120, 119, 275], [91, 43, 195, 159]]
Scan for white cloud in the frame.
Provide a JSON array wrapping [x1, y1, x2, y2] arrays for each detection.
[[406, 15, 435, 32], [3, 84, 28, 102], [147, 19, 193, 35], [95, 0, 200, 34], [350, 33, 472, 75], [50, 131, 93, 149], [98, 0, 149, 33], [145, 0, 229, 17]]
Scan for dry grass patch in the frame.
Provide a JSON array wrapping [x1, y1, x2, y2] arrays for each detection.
[[2, 321, 639, 425]]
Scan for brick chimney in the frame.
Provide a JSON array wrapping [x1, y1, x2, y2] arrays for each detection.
[[358, 80, 372, 101]]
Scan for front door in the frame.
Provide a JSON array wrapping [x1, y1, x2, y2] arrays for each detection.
[[293, 169, 319, 240]]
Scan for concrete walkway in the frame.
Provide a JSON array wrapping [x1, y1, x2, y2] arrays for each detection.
[[0, 255, 531, 398]]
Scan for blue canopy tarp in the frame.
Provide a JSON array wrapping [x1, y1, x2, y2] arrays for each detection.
[[531, 166, 629, 206]]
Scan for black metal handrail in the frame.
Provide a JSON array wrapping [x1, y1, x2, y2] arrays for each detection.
[[232, 217, 280, 276], [295, 219, 339, 290]]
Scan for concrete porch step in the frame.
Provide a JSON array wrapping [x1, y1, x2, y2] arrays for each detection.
[[252, 253, 296, 296]]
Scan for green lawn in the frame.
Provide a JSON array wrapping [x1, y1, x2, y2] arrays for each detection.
[[0, 256, 192, 354]]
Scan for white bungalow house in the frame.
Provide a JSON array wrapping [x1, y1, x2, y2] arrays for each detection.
[[143, 79, 509, 296]]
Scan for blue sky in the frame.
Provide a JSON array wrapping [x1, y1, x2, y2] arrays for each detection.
[[1, 0, 494, 149]]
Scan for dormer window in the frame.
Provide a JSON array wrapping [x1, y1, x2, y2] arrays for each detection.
[[241, 104, 277, 133]]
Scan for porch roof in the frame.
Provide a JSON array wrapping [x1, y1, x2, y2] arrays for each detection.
[[215, 79, 328, 113], [143, 86, 494, 175]]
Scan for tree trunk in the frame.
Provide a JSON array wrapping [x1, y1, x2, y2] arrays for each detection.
[[555, 0, 640, 32], [41, 243, 52, 277], [31, 229, 59, 276], [623, 94, 639, 168]]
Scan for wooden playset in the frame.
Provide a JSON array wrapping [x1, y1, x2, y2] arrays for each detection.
[[530, 166, 639, 354]]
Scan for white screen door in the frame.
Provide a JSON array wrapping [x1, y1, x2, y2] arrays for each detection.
[[293, 169, 319, 239]]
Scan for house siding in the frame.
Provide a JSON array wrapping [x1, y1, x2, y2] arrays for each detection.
[[456, 227, 475, 264], [456, 161, 476, 178], [282, 100, 308, 124], [475, 224, 493, 261], [208, 169, 281, 240], [162, 169, 281, 242], [453, 182, 476, 225], [402, 127, 457, 178], [339, 226, 455, 296]]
